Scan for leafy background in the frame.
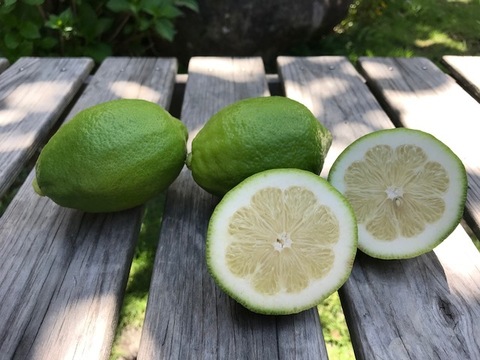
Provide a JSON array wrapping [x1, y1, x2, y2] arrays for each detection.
[[0, 0, 198, 62], [1, 0, 479, 359]]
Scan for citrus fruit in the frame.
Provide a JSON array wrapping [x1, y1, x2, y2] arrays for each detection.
[[32, 99, 188, 213], [206, 168, 357, 315], [328, 128, 467, 259], [187, 96, 332, 196]]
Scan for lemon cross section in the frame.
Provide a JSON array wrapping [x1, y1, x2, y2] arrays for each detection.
[[206, 168, 357, 315], [328, 128, 467, 260]]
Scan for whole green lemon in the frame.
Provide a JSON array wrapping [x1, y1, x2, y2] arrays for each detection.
[[187, 96, 332, 196], [33, 99, 188, 213]]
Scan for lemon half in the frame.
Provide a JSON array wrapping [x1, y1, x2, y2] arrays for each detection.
[[206, 169, 357, 315], [328, 128, 467, 259]]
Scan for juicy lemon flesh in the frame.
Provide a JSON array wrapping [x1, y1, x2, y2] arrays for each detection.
[[344, 144, 449, 241], [225, 186, 339, 296]]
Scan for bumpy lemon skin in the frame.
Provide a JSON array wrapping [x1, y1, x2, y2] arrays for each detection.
[[188, 96, 332, 197], [33, 99, 188, 213]]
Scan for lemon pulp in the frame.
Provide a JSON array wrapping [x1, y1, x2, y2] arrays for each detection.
[[206, 168, 357, 315], [328, 128, 467, 259], [344, 144, 449, 241], [226, 186, 339, 295]]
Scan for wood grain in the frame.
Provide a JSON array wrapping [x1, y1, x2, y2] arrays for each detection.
[[442, 55, 480, 101], [0, 57, 177, 360], [0, 57, 94, 198], [138, 57, 329, 360], [0, 58, 9, 73], [278, 56, 480, 360], [277, 56, 393, 176]]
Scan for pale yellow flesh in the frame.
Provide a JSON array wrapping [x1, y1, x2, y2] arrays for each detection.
[[344, 144, 449, 241], [225, 186, 339, 295]]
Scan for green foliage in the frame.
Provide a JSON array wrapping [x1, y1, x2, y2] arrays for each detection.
[[0, 0, 198, 62], [318, 292, 355, 359], [289, 0, 480, 65]]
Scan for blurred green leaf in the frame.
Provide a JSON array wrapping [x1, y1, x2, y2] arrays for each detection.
[[175, 0, 199, 12], [84, 42, 112, 62], [38, 36, 58, 49], [0, 1, 17, 15], [106, 0, 133, 13], [154, 18, 175, 41], [138, 17, 151, 31], [21, 0, 44, 4], [95, 18, 114, 37], [158, 4, 183, 19], [45, 15, 61, 30], [4, 33, 20, 49], [19, 21, 41, 39]]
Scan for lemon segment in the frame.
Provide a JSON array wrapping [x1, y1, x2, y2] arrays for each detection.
[[328, 128, 467, 259], [207, 169, 357, 315]]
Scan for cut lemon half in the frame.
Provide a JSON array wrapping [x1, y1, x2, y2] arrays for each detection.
[[328, 128, 467, 259], [206, 168, 357, 315]]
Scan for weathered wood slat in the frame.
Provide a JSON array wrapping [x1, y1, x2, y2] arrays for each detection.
[[0, 57, 94, 199], [442, 55, 480, 101], [277, 56, 393, 176], [358, 57, 480, 236], [278, 56, 480, 360], [138, 57, 329, 360], [0, 57, 178, 360], [0, 58, 9, 73]]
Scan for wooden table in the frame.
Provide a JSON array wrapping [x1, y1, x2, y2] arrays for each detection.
[[1, 55, 479, 360]]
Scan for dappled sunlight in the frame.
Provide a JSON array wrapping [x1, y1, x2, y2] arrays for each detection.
[[435, 226, 480, 265], [447, 0, 473, 4], [0, 132, 36, 152], [0, 81, 73, 154], [189, 57, 237, 78], [434, 225, 480, 301], [0, 109, 26, 127], [415, 31, 467, 52], [109, 80, 162, 102], [283, 80, 318, 114], [390, 82, 480, 165], [32, 293, 116, 359], [187, 57, 269, 92], [4, 82, 69, 112]]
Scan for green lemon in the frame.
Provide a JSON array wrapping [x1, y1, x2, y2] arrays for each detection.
[[206, 168, 357, 315], [328, 128, 467, 259], [33, 99, 188, 213], [187, 96, 332, 196]]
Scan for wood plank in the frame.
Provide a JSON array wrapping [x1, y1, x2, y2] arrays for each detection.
[[278, 56, 480, 360], [138, 57, 329, 360], [442, 55, 480, 101], [358, 57, 480, 236], [0, 58, 9, 73], [0, 57, 94, 199], [0, 57, 178, 360], [277, 56, 393, 176]]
